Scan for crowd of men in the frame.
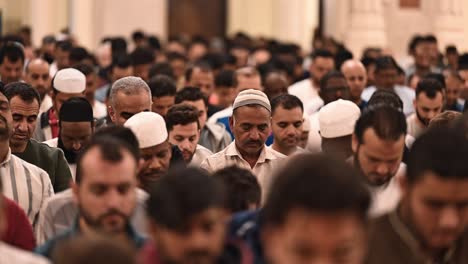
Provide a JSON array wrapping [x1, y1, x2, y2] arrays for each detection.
[[0, 28, 467, 264]]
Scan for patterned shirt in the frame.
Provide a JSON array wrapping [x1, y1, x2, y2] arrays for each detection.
[[1, 149, 54, 227], [201, 142, 285, 203]]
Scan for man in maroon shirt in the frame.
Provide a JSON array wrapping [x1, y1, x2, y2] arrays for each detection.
[[1, 195, 36, 250]]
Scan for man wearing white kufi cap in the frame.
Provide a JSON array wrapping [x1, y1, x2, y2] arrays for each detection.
[[33, 68, 86, 142], [124, 111, 172, 191], [319, 99, 360, 160], [201, 89, 285, 203]]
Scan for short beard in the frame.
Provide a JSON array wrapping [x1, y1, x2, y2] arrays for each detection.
[[416, 109, 430, 127], [79, 206, 130, 235], [353, 147, 392, 187], [58, 136, 77, 163]]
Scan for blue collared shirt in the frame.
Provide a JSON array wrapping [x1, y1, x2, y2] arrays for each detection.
[[35, 219, 146, 259]]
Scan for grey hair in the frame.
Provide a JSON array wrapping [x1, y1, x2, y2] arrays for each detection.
[[109, 76, 152, 108]]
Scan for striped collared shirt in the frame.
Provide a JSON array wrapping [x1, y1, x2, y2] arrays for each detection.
[[0, 148, 54, 227]]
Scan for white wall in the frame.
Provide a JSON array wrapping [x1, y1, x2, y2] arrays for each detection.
[[228, 0, 319, 52], [325, 0, 468, 59]]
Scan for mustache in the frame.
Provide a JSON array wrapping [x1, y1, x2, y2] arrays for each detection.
[[245, 140, 262, 146], [139, 169, 166, 180], [183, 250, 214, 261], [97, 208, 128, 221]]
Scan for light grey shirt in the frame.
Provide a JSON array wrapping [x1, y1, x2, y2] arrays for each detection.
[[35, 188, 148, 246]]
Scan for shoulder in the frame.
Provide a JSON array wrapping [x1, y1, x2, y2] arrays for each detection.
[[197, 145, 214, 156], [229, 210, 260, 238], [29, 139, 62, 157], [265, 147, 286, 160], [11, 154, 49, 176], [200, 147, 229, 171], [205, 121, 227, 134], [288, 79, 310, 92], [35, 229, 73, 259], [42, 138, 58, 148], [208, 107, 232, 124], [1, 243, 50, 264], [41, 189, 74, 216], [361, 86, 377, 100], [395, 85, 415, 97]]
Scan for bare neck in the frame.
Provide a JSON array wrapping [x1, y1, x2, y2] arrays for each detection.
[[236, 145, 262, 169]]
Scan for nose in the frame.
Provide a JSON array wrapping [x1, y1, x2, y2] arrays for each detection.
[[72, 141, 82, 151], [427, 111, 437, 120], [106, 188, 122, 208], [285, 125, 296, 137], [249, 129, 260, 140], [17, 120, 28, 132], [180, 139, 191, 151], [376, 163, 390, 176], [439, 206, 460, 229], [148, 156, 162, 170], [335, 90, 343, 98]]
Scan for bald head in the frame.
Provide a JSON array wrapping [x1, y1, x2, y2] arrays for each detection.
[[340, 60, 367, 103], [341, 60, 366, 73], [25, 58, 49, 73], [24, 58, 51, 99], [264, 72, 288, 100]]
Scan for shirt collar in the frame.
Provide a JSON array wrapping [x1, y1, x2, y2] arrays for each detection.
[[389, 208, 458, 263], [72, 218, 146, 248], [226, 141, 277, 164], [0, 148, 12, 167]]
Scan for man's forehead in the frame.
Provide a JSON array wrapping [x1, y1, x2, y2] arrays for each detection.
[[361, 128, 405, 150], [141, 141, 170, 153], [272, 106, 303, 118], [81, 147, 136, 171], [28, 61, 49, 72], [172, 123, 198, 133], [412, 173, 468, 199], [4, 57, 23, 65], [61, 120, 92, 128], [314, 57, 334, 65]]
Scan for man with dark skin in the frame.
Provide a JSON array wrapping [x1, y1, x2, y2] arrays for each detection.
[[124, 112, 172, 192], [263, 72, 289, 101], [44, 97, 94, 180], [289, 49, 335, 114], [306, 70, 351, 152]]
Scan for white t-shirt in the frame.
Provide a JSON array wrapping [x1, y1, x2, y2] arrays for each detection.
[[288, 79, 324, 115], [406, 113, 426, 139]]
